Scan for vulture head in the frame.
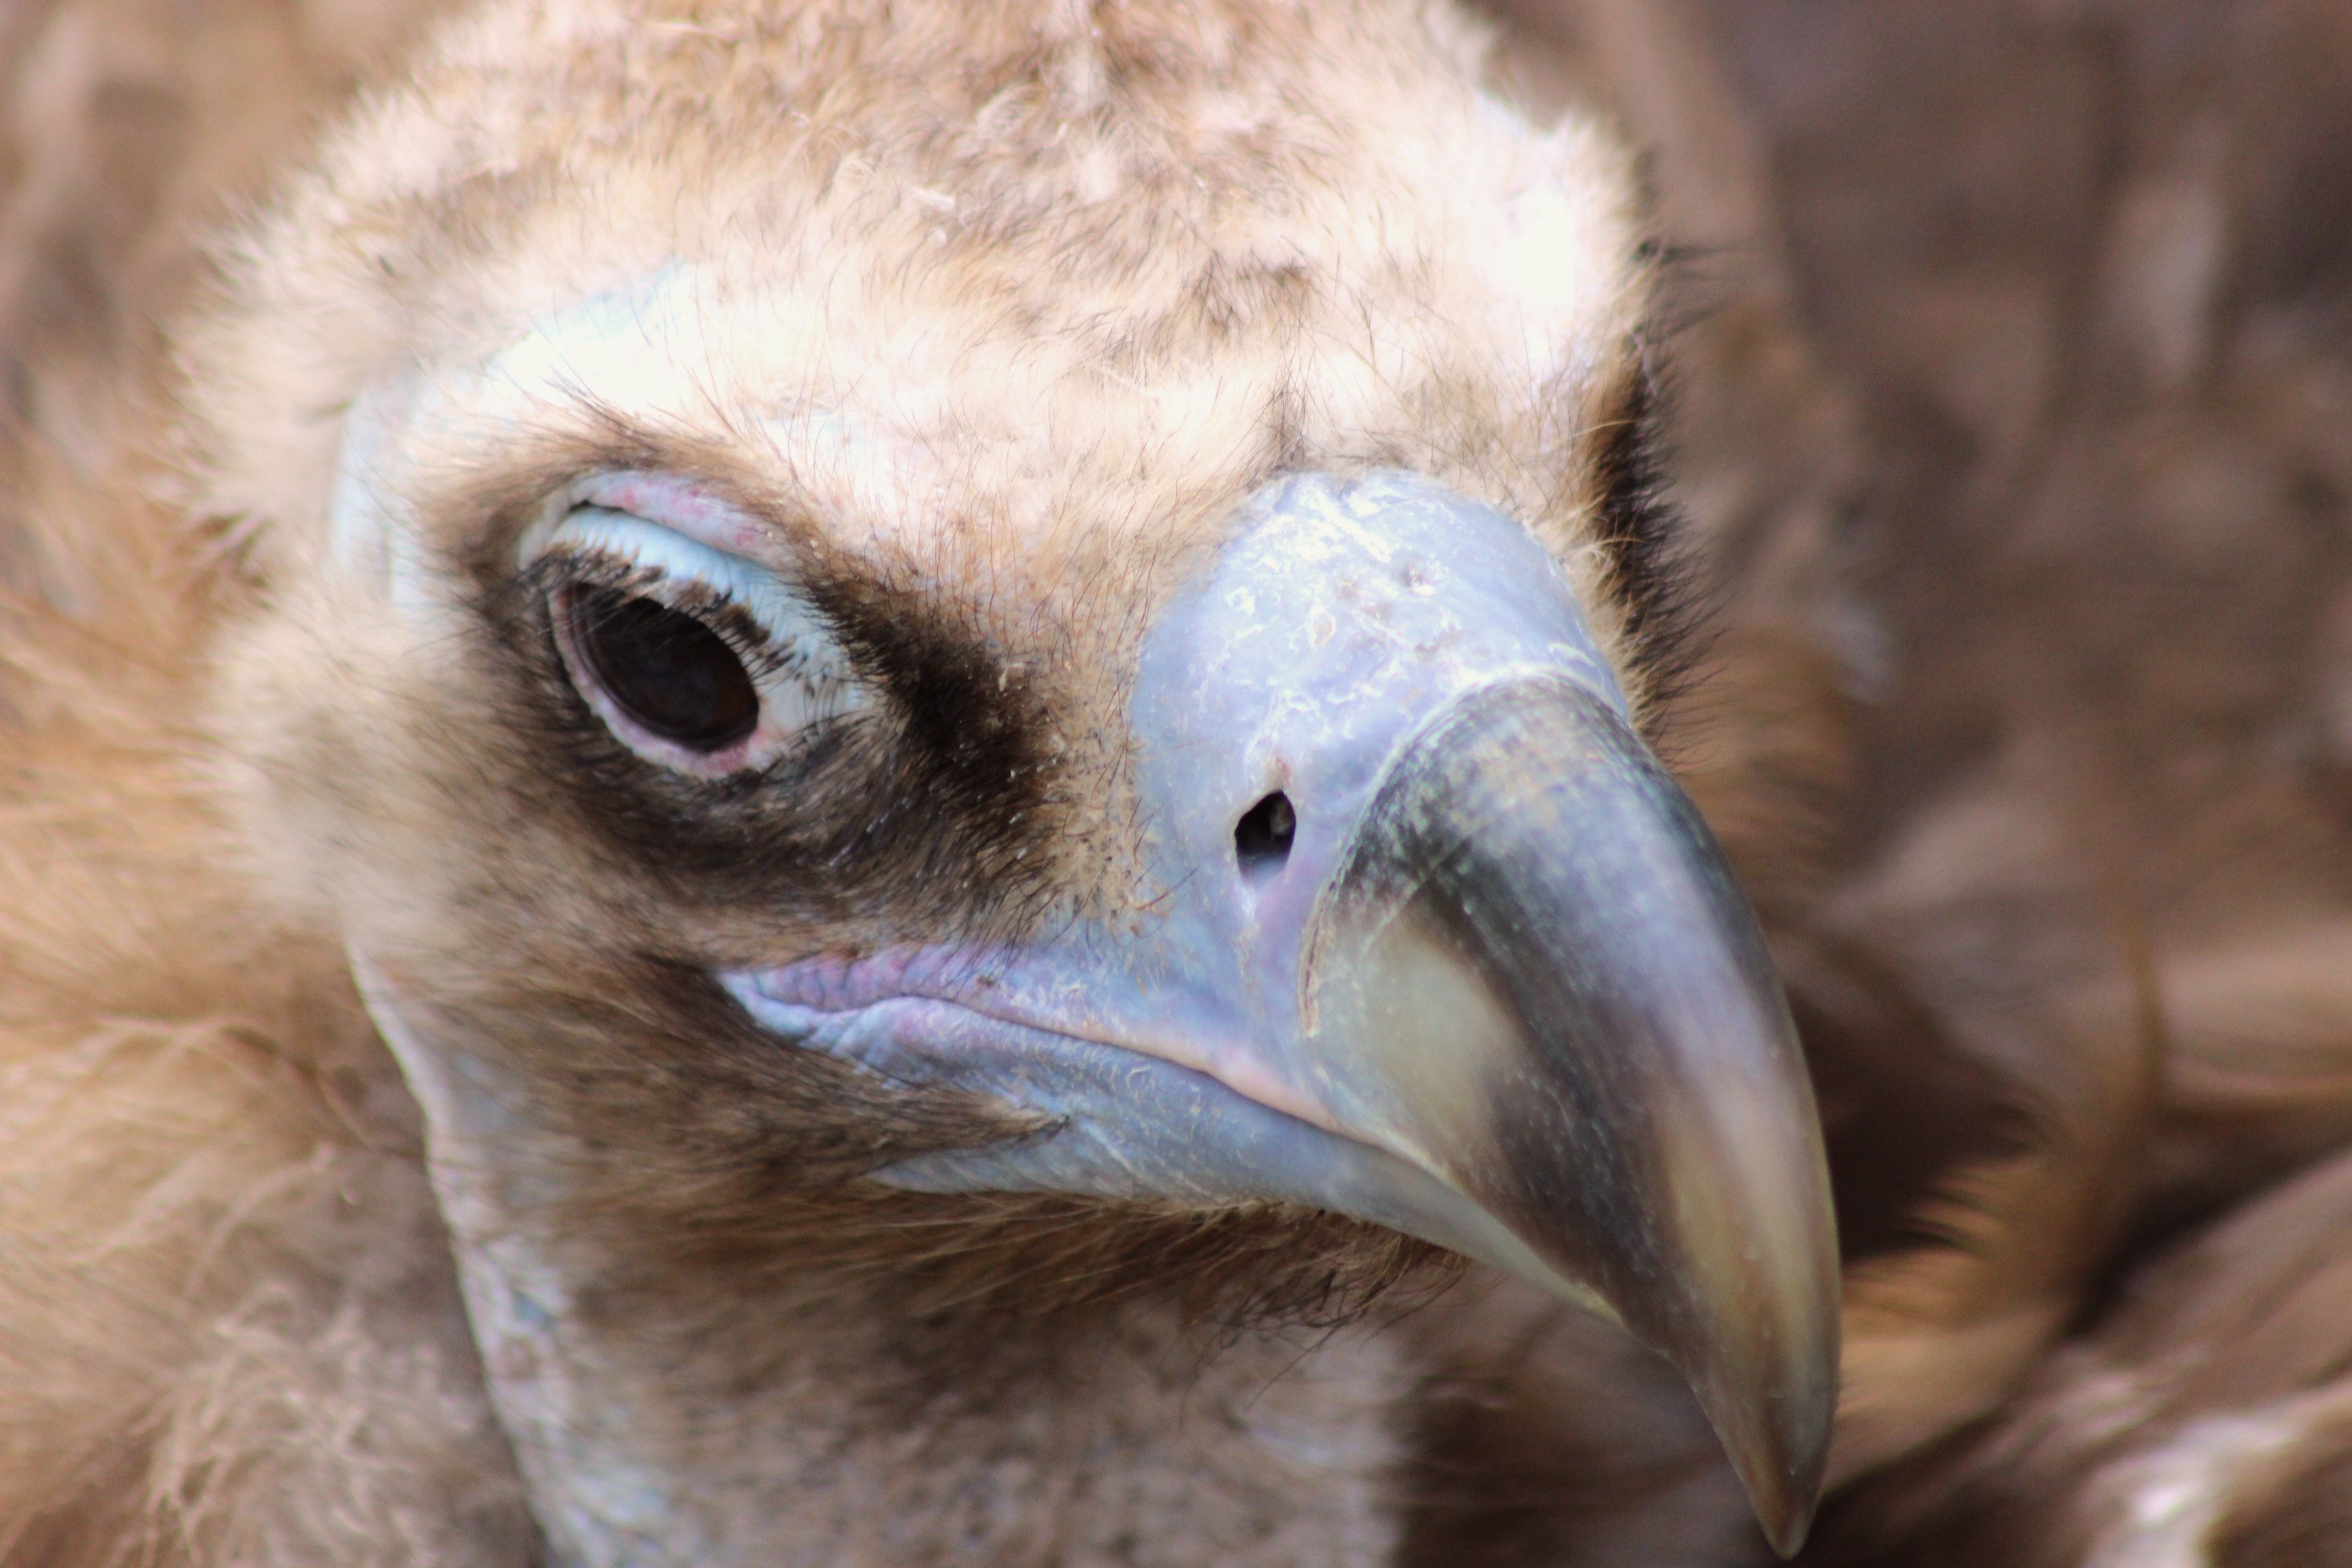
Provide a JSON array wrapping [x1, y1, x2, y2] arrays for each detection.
[[180, 0, 1837, 1556]]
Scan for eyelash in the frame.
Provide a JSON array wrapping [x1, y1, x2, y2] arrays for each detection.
[[551, 551, 789, 679], [526, 508, 866, 775]]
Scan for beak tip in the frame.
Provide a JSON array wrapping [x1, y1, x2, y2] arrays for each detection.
[[1708, 1350, 1835, 1558], [1644, 1149, 1840, 1559], [1744, 1436, 1829, 1559], [1761, 1501, 1820, 1561]]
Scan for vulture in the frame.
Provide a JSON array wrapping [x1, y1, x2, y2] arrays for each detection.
[[7, 0, 2352, 1565]]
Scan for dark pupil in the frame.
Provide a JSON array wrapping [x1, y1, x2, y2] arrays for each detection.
[[570, 586, 760, 751]]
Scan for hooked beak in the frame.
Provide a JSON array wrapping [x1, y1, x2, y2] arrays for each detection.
[[729, 472, 1839, 1552], [1306, 674, 1837, 1548]]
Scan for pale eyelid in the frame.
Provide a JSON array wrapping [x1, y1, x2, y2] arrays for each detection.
[[574, 471, 779, 561], [510, 472, 785, 568]]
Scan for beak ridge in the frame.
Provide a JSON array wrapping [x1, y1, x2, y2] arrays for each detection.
[[1304, 675, 1840, 1553]]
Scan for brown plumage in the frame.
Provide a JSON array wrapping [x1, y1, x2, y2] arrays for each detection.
[[5, 0, 2352, 1564], [1488, 3, 2352, 1563]]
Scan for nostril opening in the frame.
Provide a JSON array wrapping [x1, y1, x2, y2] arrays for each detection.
[[1235, 791, 1296, 879]]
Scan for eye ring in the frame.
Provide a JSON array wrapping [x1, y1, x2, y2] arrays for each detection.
[[534, 506, 866, 777]]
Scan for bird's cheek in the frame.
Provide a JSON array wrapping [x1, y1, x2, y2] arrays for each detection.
[[212, 576, 473, 925]]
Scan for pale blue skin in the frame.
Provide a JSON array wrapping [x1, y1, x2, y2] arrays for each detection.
[[723, 470, 1638, 1306]]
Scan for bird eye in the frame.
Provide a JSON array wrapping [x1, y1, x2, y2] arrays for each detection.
[[561, 585, 760, 752], [532, 504, 864, 774]]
